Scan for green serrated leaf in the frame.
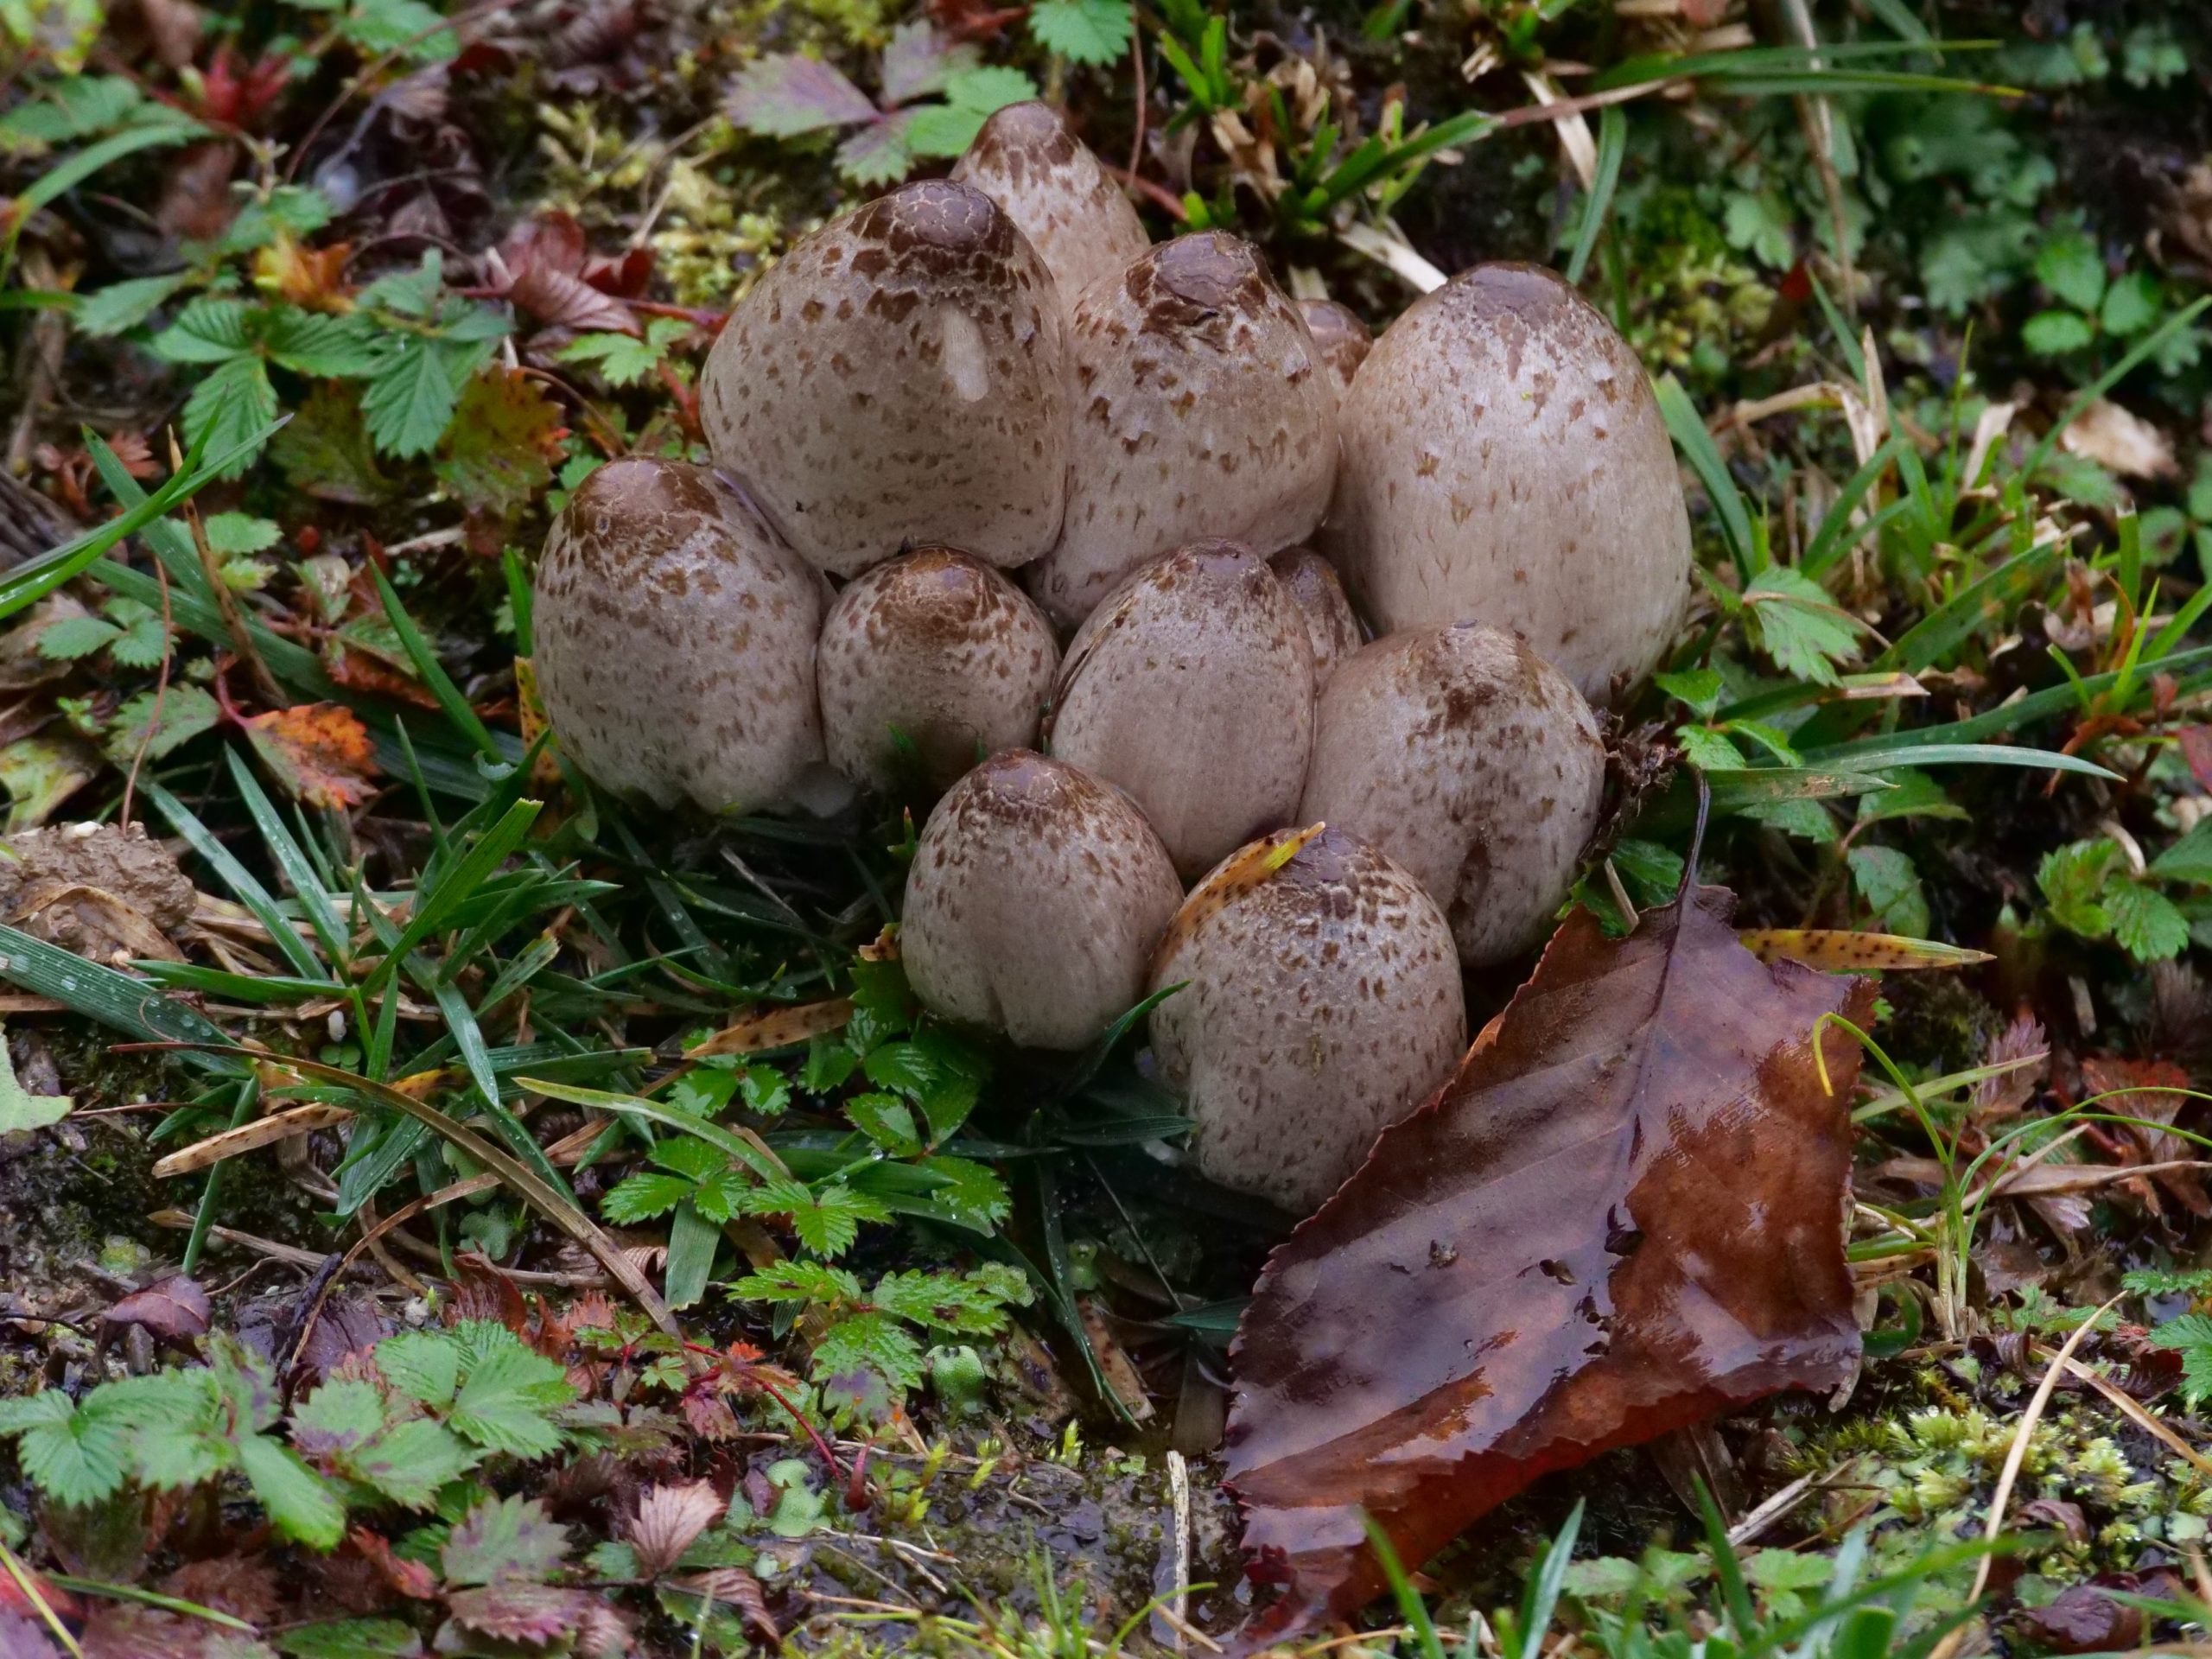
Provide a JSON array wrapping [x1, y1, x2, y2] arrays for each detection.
[[442, 1493, 569, 1586], [239, 1432, 347, 1549], [447, 1340, 573, 1458], [374, 1331, 462, 1406], [1847, 844, 1930, 938], [349, 1417, 482, 1510], [2035, 232, 2107, 313], [103, 684, 220, 766], [151, 296, 253, 364], [35, 613, 121, 660], [183, 355, 279, 479], [602, 1169, 694, 1223], [290, 1376, 386, 1456], [77, 272, 189, 336], [2109, 880, 2190, 963], [1027, 0, 1135, 66]]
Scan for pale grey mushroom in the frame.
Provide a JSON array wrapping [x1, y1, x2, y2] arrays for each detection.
[[1046, 540, 1315, 879], [1026, 233, 1338, 626], [1294, 296, 1371, 404], [1268, 546, 1363, 686], [1299, 622, 1605, 967], [699, 179, 1070, 577], [950, 101, 1148, 314], [1319, 262, 1693, 704], [533, 458, 825, 814], [817, 546, 1060, 796], [902, 751, 1182, 1050], [1148, 825, 1466, 1215]]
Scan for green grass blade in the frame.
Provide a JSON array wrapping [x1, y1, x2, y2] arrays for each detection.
[[1656, 374, 1754, 578], [362, 799, 541, 995], [1800, 438, 1907, 578], [0, 418, 283, 623], [84, 434, 213, 601], [141, 780, 326, 979], [1876, 541, 2062, 672], [369, 563, 504, 761], [519, 1077, 788, 1183], [1516, 1500, 1585, 1659], [0, 924, 242, 1070], [1564, 105, 1625, 288], [2024, 296, 2212, 480], [223, 747, 350, 964], [1811, 740, 2117, 779], [1363, 1515, 1446, 1659]]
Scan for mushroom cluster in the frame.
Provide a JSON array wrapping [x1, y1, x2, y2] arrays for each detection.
[[531, 102, 1691, 1212]]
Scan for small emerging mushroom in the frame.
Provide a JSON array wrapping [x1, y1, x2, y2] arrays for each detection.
[[699, 179, 1070, 576], [1026, 232, 1338, 626], [1299, 623, 1605, 967], [1268, 546, 1364, 686], [817, 547, 1060, 796], [1149, 825, 1466, 1215], [902, 751, 1183, 1051], [533, 458, 826, 814], [1295, 297, 1371, 404], [950, 101, 1149, 313], [1320, 262, 1692, 703], [1046, 540, 1315, 878]]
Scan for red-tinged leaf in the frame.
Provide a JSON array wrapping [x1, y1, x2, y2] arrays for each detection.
[[724, 53, 878, 137], [243, 703, 378, 811], [160, 1555, 282, 1624], [442, 1494, 569, 1586], [0, 1568, 80, 1625], [350, 1527, 439, 1599], [671, 1569, 776, 1646], [506, 261, 639, 336], [2181, 726, 2212, 794], [626, 1480, 724, 1578], [79, 1605, 276, 1658], [433, 370, 565, 519], [445, 1583, 596, 1645], [880, 18, 979, 106], [0, 1611, 63, 1659], [104, 1274, 210, 1342], [1224, 887, 1873, 1641]]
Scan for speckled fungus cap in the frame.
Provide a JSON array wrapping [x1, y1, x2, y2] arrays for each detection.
[[532, 457, 826, 814], [1300, 622, 1606, 967], [700, 179, 1071, 577], [1026, 232, 1338, 626], [950, 100, 1148, 312], [1319, 262, 1692, 705], [1148, 824, 1467, 1215], [900, 750, 1183, 1051]]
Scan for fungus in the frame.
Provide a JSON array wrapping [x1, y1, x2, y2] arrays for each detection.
[[1026, 232, 1338, 626], [1295, 297, 1371, 403], [699, 179, 1071, 577], [1148, 825, 1466, 1214], [532, 458, 827, 814], [1319, 262, 1692, 703], [1046, 539, 1315, 878], [901, 751, 1183, 1050], [1299, 623, 1605, 967], [1268, 546, 1364, 686], [950, 101, 1148, 313], [817, 547, 1060, 796]]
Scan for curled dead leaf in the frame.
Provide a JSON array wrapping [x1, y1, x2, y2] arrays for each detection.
[[626, 1480, 724, 1578], [1225, 887, 1873, 1640], [243, 702, 378, 810], [104, 1274, 210, 1343]]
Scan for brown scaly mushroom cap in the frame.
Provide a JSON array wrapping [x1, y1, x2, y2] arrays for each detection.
[[1148, 824, 1467, 1215], [1026, 233, 1338, 626], [1268, 546, 1364, 687], [950, 101, 1149, 313], [699, 179, 1071, 577], [1299, 622, 1605, 968], [1319, 262, 1693, 704], [817, 546, 1060, 796], [533, 459, 826, 814], [1295, 296, 1372, 404], [1046, 539, 1316, 879], [901, 750, 1183, 1051]]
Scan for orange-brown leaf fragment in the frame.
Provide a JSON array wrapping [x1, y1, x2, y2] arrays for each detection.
[[244, 702, 378, 810], [1224, 887, 1875, 1641]]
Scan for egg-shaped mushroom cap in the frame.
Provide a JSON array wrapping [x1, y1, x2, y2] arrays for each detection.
[[1294, 296, 1371, 402], [1319, 262, 1691, 704], [533, 458, 826, 815], [1026, 232, 1338, 626], [950, 101, 1148, 314], [1047, 539, 1316, 879], [1268, 546, 1363, 686], [1299, 623, 1605, 968], [818, 546, 1060, 796], [902, 750, 1183, 1051], [699, 179, 1071, 577], [1149, 824, 1466, 1215]]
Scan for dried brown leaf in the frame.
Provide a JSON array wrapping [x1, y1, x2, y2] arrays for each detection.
[[625, 1480, 724, 1578]]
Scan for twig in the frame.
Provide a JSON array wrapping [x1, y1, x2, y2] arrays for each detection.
[[2038, 1345, 2212, 1480], [1726, 1458, 1857, 1546]]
